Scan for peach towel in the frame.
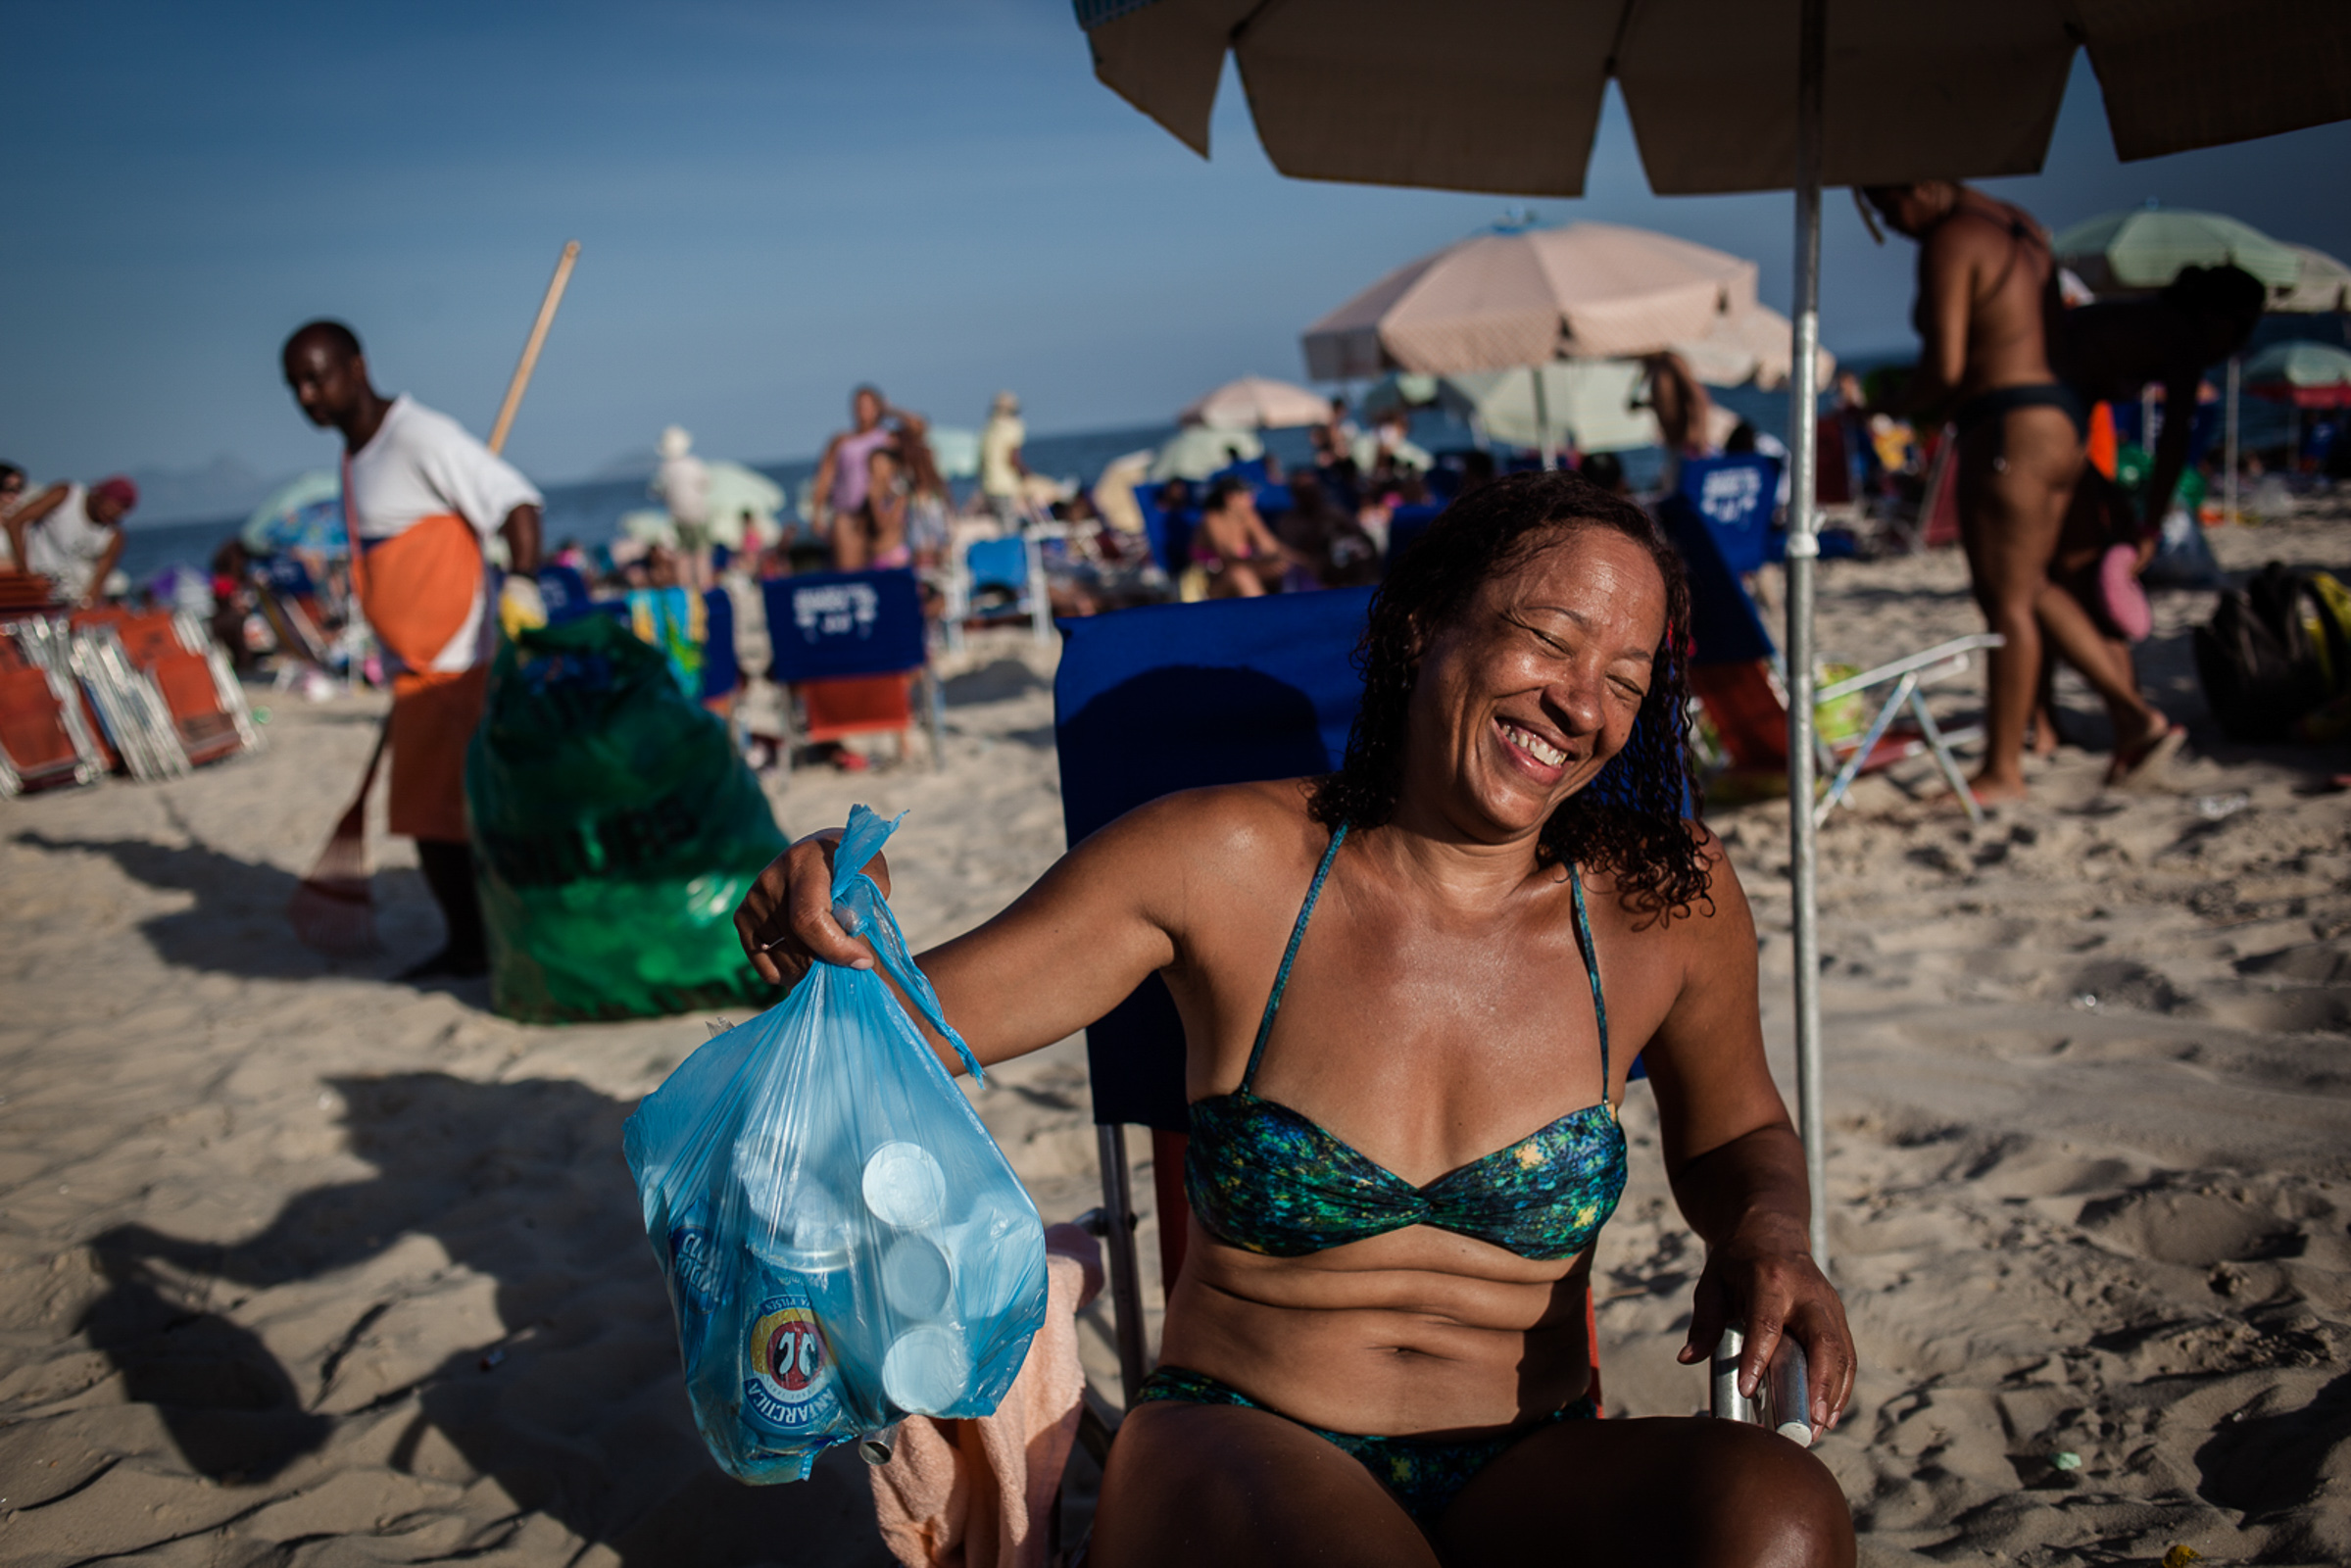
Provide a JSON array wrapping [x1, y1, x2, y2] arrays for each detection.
[[870, 1222, 1105, 1568]]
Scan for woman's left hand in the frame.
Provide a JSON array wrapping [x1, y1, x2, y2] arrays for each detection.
[[1676, 1211, 1856, 1435]]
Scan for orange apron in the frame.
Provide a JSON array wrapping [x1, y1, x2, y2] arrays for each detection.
[[349, 506, 488, 844]]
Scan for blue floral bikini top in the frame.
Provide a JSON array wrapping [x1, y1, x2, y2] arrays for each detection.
[[1185, 824, 1628, 1262]]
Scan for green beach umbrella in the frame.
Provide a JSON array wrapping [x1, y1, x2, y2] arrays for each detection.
[[2241, 340, 2351, 407], [2274, 245, 2351, 315], [2053, 203, 2302, 295]]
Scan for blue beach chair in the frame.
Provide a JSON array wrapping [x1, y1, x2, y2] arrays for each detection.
[[1052, 588, 1627, 1413], [534, 564, 595, 623], [760, 567, 943, 770]]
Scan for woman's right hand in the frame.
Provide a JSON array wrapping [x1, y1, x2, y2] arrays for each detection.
[[733, 831, 890, 986]]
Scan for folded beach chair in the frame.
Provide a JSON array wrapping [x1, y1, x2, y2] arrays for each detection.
[[0, 618, 104, 796], [1053, 588, 1620, 1433], [759, 566, 943, 770], [72, 609, 262, 768], [51, 616, 190, 783], [1658, 471, 1998, 826]]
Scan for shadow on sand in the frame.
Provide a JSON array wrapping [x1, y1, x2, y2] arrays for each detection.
[[85, 1071, 888, 1564], [15, 831, 454, 987]]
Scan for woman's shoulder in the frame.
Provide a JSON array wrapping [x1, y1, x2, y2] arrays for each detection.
[[1577, 818, 1746, 941], [1090, 779, 1326, 880]]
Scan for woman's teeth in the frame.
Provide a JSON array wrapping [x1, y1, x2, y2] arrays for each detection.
[[1500, 721, 1565, 767]]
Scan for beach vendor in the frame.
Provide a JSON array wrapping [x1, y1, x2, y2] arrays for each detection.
[[5, 473, 134, 607], [1858, 182, 2168, 802], [739, 471, 1856, 1567], [281, 320, 544, 980]]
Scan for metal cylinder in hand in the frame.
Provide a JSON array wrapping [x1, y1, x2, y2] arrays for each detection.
[[1710, 1324, 1759, 1425], [1711, 1324, 1817, 1446]]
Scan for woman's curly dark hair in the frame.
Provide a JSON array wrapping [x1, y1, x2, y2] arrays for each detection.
[[1308, 469, 1711, 917]]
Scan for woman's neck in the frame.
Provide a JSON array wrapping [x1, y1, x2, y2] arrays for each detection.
[[1369, 796, 1552, 911]]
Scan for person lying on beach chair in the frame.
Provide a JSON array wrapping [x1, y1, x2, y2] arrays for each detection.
[[737, 471, 1856, 1568]]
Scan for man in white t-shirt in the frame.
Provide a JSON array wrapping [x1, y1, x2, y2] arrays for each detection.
[[978, 391, 1029, 528], [282, 318, 543, 980], [6, 474, 135, 606]]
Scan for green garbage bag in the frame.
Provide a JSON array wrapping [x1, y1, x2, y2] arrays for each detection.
[[466, 614, 786, 1023]]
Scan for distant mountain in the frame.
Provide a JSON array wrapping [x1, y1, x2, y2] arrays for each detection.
[[593, 448, 661, 480], [119, 455, 302, 527]]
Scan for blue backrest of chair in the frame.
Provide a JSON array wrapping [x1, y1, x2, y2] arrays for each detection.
[[1673, 454, 1783, 577], [261, 554, 318, 597], [699, 586, 740, 699], [536, 564, 594, 623], [1656, 491, 1777, 667], [1383, 503, 1445, 573], [1056, 590, 1372, 1129], [965, 536, 1030, 596], [761, 567, 927, 683]]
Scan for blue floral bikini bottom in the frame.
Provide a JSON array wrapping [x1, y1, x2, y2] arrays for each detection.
[[1135, 1365, 1596, 1525]]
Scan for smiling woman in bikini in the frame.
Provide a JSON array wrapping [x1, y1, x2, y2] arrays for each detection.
[[736, 470, 1856, 1567]]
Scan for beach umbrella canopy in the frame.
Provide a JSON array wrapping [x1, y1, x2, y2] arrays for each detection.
[[702, 461, 788, 548], [925, 426, 982, 479], [2272, 244, 2351, 315], [1303, 222, 1756, 380], [1150, 424, 1264, 481], [1443, 362, 1662, 454], [1671, 302, 1837, 391], [240, 470, 346, 556], [2240, 340, 2351, 407], [1077, 2, 2351, 199], [2052, 204, 2303, 295], [1182, 374, 1333, 430]]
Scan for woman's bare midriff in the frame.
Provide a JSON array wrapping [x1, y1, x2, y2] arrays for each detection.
[[1158, 1214, 1598, 1437]]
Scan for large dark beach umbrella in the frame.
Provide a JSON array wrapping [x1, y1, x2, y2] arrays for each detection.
[[1072, 0, 2351, 1264]]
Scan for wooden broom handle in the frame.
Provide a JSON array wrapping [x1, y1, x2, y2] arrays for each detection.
[[486, 240, 580, 455]]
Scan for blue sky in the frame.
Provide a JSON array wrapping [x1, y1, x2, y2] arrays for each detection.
[[7, 0, 2348, 492]]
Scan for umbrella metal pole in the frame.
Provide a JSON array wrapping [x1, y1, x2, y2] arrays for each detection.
[[1783, 0, 1830, 1270], [1533, 366, 1554, 469], [2225, 357, 2240, 522]]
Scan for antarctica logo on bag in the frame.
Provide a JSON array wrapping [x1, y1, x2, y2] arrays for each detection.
[[743, 1285, 841, 1434]]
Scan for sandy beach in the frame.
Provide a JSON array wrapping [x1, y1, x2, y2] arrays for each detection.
[[4, 507, 2348, 1567]]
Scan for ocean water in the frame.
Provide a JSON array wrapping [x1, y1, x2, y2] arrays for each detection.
[[122, 384, 2312, 590]]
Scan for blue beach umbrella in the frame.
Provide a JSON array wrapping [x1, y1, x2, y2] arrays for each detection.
[[240, 470, 346, 556]]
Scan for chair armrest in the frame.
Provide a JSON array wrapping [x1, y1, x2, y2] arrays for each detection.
[[1815, 633, 2003, 704]]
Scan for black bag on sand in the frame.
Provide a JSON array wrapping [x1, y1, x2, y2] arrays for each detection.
[[2192, 563, 2348, 743]]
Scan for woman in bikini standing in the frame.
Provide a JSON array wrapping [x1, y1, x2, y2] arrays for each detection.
[[1863, 182, 2180, 801], [738, 471, 1856, 1566]]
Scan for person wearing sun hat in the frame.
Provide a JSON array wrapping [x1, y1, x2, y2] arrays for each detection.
[[979, 389, 1029, 529], [5, 472, 135, 607]]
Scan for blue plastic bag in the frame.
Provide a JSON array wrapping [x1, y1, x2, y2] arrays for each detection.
[[622, 806, 1049, 1483]]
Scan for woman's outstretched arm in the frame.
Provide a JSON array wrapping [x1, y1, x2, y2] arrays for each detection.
[[734, 791, 1207, 1070], [1637, 834, 1857, 1434]]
